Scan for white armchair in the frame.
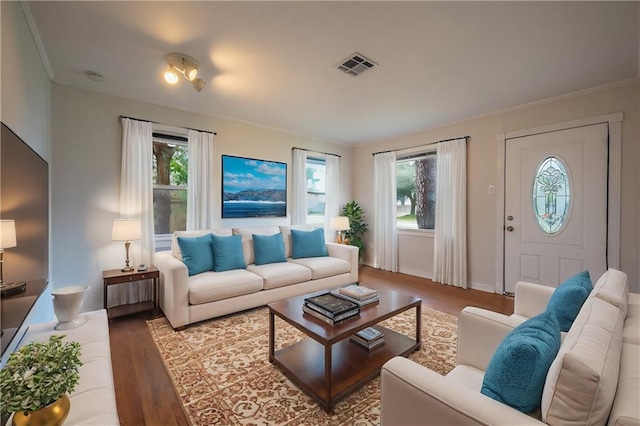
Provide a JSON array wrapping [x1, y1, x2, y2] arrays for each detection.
[[380, 269, 637, 426]]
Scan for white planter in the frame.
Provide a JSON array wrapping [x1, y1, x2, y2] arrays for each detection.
[[52, 285, 88, 330]]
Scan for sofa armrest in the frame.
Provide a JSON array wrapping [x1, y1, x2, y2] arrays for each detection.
[[155, 251, 190, 329], [513, 281, 555, 319], [381, 357, 543, 426], [326, 242, 359, 282], [457, 307, 523, 371]]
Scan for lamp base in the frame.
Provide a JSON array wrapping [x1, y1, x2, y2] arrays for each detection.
[[121, 266, 135, 272]]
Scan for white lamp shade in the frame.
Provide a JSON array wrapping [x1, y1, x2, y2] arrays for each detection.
[[0, 220, 17, 249], [112, 219, 142, 241], [330, 216, 350, 231]]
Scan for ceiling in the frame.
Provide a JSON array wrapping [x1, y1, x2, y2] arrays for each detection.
[[25, 1, 639, 145]]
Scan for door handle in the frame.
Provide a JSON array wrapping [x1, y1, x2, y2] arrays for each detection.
[[506, 226, 514, 232]]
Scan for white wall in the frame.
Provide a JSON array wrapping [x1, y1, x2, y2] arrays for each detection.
[[50, 84, 354, 311], [354, 81, 640, 293], [0, 2, 51, 162]]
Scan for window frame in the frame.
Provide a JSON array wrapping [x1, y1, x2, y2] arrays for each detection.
[[305, 156, 327, 226], [395, 147, 437, 233], [151, 124, 188, 251]]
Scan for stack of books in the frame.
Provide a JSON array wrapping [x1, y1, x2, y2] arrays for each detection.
[[303, 292, 360, 326], [332, 284, 380, 306], [350, 327, 385, 350]]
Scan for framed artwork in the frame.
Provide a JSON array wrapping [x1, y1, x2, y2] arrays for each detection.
[[222, 155, 287, 218]]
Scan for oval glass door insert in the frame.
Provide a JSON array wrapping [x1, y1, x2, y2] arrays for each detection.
[[532, 157, 570, 234]]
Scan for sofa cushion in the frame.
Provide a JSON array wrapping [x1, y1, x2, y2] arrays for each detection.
[[589, 268, 628, 315], [176, 234, 214, 276], [188, 270, 263, 305], [623, 302, 639, 344], [253, 233, 287, 265], [233, 226, 281, 265], [541, 296, 625, 425], [211, 234, 246, 272], [279, 225, 314, 258], [480, 311, 561, 413], [289, 256, 351, 279], [291, 228, 328, 258], [608, 343, 640, 426], [546, 274, 590, 332], [247, 262, 312, 290], [172, 228, 232, 261]]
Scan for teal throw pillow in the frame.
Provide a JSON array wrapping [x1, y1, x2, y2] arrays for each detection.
[[253, 233, 286, 265], [546, 271, 592, 331], [480, 311, 561, 413], [211, 234, 246, 272], [291, 228, 328, 259], [561, 270, 593, 293], [177, 234, 214, 276]]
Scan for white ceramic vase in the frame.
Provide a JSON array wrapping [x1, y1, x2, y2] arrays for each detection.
[[52, 285, 88, 330]]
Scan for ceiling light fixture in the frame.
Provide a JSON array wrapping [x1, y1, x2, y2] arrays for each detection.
[[164, 53, 206, 92]]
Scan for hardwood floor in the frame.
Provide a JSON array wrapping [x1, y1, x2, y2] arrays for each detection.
[[108, 266, 514, 425]]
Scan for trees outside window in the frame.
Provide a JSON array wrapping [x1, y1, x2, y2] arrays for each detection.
[[152, 139, 187, 237], [396, 153, 437, 229]]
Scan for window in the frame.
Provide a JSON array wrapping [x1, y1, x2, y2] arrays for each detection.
[[533, 156, 570, 234], [306, 157, 326, 225], [396, 152, 437, 229], [152, 135, 188, 249]]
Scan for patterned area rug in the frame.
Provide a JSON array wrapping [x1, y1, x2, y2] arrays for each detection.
[[147, 306, 458, 425]]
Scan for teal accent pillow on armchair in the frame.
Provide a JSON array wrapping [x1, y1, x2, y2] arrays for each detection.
[[546, 270, 592, 331], [253, 233, 287, 265], [177, 234, 215, 276], [480, 311, 561, 413], [211, 234, 247, 272], [291, 228, 328, 259]]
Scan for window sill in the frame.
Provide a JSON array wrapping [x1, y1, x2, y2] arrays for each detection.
[[397, 228, 435, 238]]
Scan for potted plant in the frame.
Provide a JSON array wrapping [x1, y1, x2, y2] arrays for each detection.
[[341, 201, 368, 261], [1, 335, 82, 425]]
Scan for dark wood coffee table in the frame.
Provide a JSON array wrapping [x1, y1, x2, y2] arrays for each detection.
[[268, 287, 421, 412]]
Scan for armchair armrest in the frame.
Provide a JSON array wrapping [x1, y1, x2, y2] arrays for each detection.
[[381, 357, 543, 426], [457, 307, 523, 371], [326, 242, 359, 282], [155, 251, 189, 329], [513, 281, 555, 319]]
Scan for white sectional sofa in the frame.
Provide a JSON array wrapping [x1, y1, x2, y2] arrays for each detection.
[[380, 268, 639, 425], [155, 225, 359, 329]]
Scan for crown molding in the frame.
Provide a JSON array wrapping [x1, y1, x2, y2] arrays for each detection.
[[20, 1, 54, 81]]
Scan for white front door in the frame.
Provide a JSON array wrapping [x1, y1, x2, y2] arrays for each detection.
[[504, 123, 608, 292]]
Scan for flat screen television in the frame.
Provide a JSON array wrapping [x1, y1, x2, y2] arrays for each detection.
[[0, 122, 49, 357]]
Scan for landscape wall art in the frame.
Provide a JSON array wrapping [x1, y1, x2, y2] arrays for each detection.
[[222, 155, 287, 218]]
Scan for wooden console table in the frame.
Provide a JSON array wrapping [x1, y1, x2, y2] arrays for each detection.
[[102, 266, 159, 319]]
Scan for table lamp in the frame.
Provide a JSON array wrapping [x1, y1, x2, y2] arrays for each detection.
[[0, 220, 26, 295], [112, 219, 141, 272], [330, 216, 350, 244]]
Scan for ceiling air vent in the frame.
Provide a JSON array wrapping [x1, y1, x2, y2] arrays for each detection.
[[335, 52, 378, 77]]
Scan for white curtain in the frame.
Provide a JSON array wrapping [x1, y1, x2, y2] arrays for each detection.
[[323, 154, 340, 242], [373, 151, 397, 271], [187, 129, 215, 230], [291, 148, 308, 225], [433, 138, 467, 288], [112, 117, 155, 306]]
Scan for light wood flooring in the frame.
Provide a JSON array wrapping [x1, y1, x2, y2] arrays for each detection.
[[108, 266, 514, 425]]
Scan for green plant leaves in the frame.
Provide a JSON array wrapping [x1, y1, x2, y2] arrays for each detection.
[[341, 201, 368, 260], [0, 335, 82, 415]]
